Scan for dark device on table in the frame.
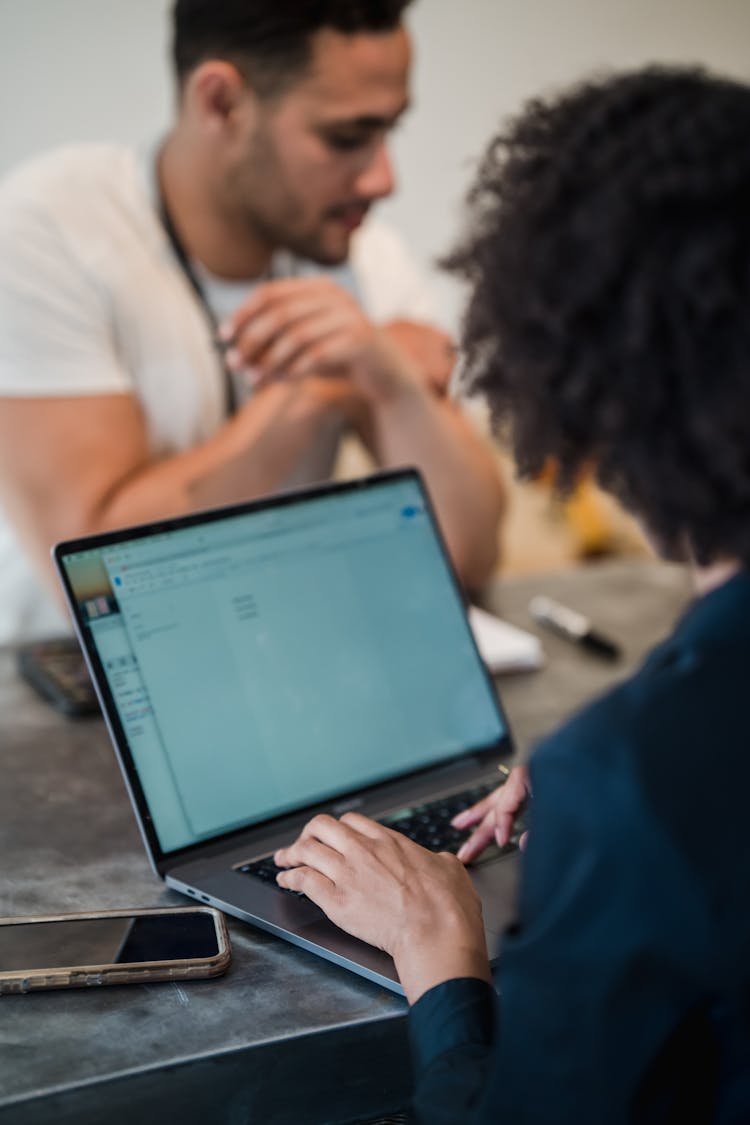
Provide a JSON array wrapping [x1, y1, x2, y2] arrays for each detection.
[[54, 469, 521, 994], [0, 905, 230, 994], [17, 637, 99, 717]]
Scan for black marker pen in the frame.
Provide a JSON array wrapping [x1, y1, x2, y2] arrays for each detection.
[[529, 595, 622, 661]]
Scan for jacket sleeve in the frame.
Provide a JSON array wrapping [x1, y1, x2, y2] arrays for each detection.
[[408, 977, 497, 1122], [407, 706, 711, 1124]]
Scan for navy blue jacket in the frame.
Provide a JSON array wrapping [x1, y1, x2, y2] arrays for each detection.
[[409, 572, 750, 1123]]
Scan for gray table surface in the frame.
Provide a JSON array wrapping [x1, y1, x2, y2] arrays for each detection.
[[0, 560, 692, 1125]]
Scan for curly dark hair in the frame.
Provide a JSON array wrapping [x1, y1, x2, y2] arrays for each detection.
[[173, 0, 413, 96], [448, 67, 750, 566]]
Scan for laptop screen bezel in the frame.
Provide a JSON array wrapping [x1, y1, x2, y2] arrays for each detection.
[[53, 468, 514, 876]]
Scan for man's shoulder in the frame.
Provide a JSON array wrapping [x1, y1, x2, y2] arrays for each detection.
[[0, 143, 161, 275], [349, 217, 438, 323], [349, 216, 414, 271], [0, 144, 144, 223]]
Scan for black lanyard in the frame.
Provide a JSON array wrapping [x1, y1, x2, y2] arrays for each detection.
[[158, 196, 238, 418]]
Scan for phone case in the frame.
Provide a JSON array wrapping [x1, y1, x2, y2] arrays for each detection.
[[0, 906, 231, 994], [17, 638, 100, 717]]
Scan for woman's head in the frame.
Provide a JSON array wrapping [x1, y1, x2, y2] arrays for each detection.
[[449, 67, 750, 566]]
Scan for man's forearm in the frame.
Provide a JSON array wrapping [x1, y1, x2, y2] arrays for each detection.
[[95, 378, 366, 538], [102, 384, 332, 526], [0, 383, 348, 606], [369, 386, 505, 589]]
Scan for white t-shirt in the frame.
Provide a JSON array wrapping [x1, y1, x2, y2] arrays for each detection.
[[0, 144, 437, 642]]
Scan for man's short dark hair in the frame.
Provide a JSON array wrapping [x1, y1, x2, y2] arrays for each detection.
[[172, 0, 413, 96], [448, 67, 750, 567]]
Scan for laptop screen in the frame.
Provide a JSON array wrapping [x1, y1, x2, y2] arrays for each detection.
[[56, 472, 507, 858]]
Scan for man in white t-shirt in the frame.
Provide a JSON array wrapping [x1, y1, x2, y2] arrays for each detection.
[[0, 0, 505, 642]]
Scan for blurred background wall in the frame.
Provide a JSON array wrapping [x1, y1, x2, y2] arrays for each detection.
[[1, 0, 748, 571]]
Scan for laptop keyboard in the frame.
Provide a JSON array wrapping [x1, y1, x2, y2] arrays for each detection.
[[236, 776, 523, 898]]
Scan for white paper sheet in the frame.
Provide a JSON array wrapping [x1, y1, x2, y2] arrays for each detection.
[[468, 605, 544, 674]]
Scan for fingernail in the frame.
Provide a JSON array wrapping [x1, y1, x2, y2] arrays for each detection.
[[218, 320, 234, 342], [456, 843, 469, 861], [246, 366, 264, 386], [451, 812, 467, 827]]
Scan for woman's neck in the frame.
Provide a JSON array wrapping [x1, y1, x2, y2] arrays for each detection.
[[692, 558, 741, 597]]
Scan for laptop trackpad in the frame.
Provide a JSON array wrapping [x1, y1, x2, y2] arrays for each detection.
[[296, 852, 518, 973], [297, 918, 400, 984], [297, 915, 504, 986], [471, 853, 520, 938]]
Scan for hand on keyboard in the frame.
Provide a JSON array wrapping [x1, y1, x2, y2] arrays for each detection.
[[274, 810, 491, 1003], [378, 779, 502, 858], [452, 765, 530, 864], [236, 777, 523, 901]]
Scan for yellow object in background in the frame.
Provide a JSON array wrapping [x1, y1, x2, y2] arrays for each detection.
[[535, 459, 619, 558], [563, 476, 620, 557]]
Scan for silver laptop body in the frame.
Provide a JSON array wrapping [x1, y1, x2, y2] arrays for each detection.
[[55, 470, 519, 994]]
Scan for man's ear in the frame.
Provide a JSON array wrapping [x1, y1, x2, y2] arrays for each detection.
[[184, 60, 257, 135]]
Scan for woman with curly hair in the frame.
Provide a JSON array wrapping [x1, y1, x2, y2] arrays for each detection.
[[275, 68, 750, 1122]]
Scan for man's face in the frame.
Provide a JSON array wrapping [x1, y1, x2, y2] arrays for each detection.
[[222, 26, 411, 265]]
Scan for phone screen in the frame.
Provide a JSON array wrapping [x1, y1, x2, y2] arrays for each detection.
[[0, 911, 221, 971]]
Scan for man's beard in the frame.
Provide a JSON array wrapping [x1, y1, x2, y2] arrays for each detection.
[[243, 205, 352, 268]]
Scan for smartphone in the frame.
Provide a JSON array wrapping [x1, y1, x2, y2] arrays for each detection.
[[17, 636, 99, 717], [0, 906, 231, 994]]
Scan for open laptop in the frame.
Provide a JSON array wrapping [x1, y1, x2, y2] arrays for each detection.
[[54, 469, 521, 993]]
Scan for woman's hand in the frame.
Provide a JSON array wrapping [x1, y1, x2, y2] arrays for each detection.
[[453, 766, 530, 864], [274, 812, 491, 1004]]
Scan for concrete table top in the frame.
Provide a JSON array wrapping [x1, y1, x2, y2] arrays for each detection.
[[0, 559, 691, 1125]]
